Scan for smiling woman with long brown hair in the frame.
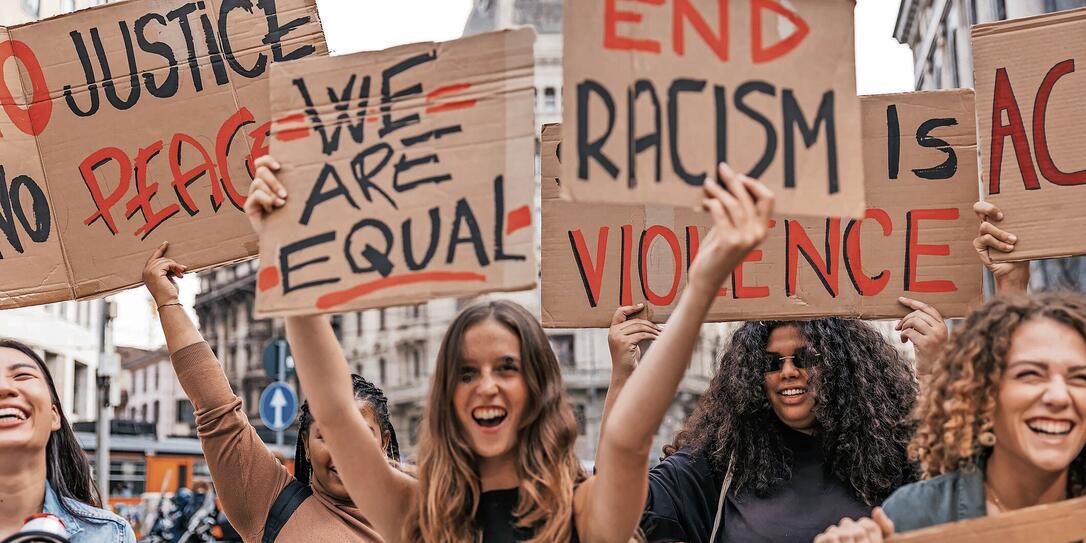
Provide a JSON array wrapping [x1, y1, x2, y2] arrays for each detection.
[[244, 156, 775, 542]]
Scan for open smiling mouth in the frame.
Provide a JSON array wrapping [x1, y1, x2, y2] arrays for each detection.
[[1027, 418, 1074, 437], [472, 407, 507, 428], [779, 388, 807, 397], [0, 407, 28, 424]]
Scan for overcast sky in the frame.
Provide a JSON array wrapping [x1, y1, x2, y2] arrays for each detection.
[[113, 0, 918, 348]]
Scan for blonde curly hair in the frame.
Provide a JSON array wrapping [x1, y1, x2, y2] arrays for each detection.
[[910, 292, 1086, 494]]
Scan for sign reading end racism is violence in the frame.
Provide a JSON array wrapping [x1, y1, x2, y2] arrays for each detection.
[[561, 0, 866, 218], [973, 7, 1086, 262], [542, 90, 981, 327], [0, 0, 327, 308], [255, 29, 537, 317]]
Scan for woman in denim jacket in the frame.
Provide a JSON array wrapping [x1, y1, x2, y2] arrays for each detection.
[[0, 339, 136, 542], [815, 293, 1086, 542]]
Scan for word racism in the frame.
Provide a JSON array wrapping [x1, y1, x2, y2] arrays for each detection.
[[560, 0, 866, 218], [255, 29, 537, 317], [0, 0, 327, 308], [541, 91, 982, 327], [973, 8, 1086, 262]]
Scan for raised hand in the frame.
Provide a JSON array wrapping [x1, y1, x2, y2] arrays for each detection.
[[244, 155, 288, 235], [895, 297, 948, 376], [688, 163, 774, 297], [142, 241, 187, 307], [973, 201, 1029, 294], [607, 304, 661, 377]]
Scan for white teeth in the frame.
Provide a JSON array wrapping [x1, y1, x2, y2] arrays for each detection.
[[780, 389, 806, 397], [0, 407, 26, 420], [1027, 419, 1073, 435], [473, 407, 507, 420]]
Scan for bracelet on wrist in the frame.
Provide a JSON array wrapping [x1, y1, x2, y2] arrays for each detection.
[[157, 302, 183, 311]]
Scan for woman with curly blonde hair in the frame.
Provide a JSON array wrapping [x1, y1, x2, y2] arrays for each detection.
[[244, 157, 774, 542], [816, 293, 1086, 542]]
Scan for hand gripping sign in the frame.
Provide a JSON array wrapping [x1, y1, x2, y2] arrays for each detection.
[[0, 0, 327, 308], [255, 29, 537, 317], [561, 0, 867, 219], [542, 90, 982, 327]]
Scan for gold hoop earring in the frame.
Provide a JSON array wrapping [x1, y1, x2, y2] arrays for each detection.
[[979, 432, 997, 447]]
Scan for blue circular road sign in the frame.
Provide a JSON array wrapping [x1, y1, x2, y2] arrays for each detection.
[[259, 382, 298, 432]]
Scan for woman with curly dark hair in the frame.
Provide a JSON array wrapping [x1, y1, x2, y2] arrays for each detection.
[[816, 293, 1086, 542], [636, 317, 920, 543]]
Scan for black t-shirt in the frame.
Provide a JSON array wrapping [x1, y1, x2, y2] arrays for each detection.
[[640, 429, 871, 543], [476, 488, 582, 542]]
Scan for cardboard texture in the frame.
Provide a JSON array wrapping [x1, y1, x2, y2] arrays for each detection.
[[560, 0, 866, 218], [256, 29, 537, 317], [542, 91, 982, 327], [0, 0, 327, 309], [888, 495, 1086, 543], [973, 8, 1086, 262]]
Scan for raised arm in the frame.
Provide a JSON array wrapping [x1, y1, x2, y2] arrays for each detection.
[[142, 243, 294, 539], [598, 304, 659, 459], [974, 201, 1029, 295], [576, 164, 775, 543], [248, 157, 417, 543]]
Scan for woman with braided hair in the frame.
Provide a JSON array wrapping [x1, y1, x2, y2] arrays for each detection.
[[142, 243, 400, 542], [816, 293, 1086, 542]]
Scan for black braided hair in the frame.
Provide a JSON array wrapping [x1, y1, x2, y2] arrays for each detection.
[[294, 373, 401, 486]]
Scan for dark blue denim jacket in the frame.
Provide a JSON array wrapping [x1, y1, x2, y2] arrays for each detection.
[[42, 481, 136, 543], [882, 465, 987, 533]]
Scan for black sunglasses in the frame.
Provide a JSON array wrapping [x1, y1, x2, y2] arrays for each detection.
[[762, 348, 821, 374]]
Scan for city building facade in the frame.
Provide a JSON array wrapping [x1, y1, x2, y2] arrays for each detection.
[[895, 0, 1086, 293], [116, 346, 197, 440]]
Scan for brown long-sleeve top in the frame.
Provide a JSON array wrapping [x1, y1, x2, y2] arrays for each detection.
[[172, 341, 385, 543]]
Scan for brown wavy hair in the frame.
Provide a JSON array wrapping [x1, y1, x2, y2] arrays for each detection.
[[910, 293, 1086, 495], [403, 300, 585, 542]]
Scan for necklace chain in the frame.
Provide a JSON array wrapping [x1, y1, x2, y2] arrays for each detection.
[[986, 482, 1008, 512]]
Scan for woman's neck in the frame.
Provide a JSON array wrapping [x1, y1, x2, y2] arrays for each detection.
[[478, 452, 519, 492], [985, 448, 1068, 511], [0, 450, 48, 538]]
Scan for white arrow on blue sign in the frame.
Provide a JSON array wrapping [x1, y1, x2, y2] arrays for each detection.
[[259, 382, 298, 432]]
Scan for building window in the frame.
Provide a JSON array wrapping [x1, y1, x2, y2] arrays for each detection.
[[1048, 0, 1086, 10], [572, 403, 586, 435], [140, 404, 148, 422], [153, 364, 159, 391], [995, 0, 1007, 20], [544, 87, 557, 112], [104, 459, 146, 497], [409, 415, 421, 445], [356, 312, 363, 335], [379, 309, 386, 331], [379, 358, 387, 383], [548, 334, 575, 367], [153, 401, 160, 425], [412, 347, 421, 379], [22, 0, 40, 17], [176, 400, 195, 424], [72, 362, 88, 418]]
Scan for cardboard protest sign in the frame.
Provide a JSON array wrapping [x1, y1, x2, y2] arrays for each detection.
[[255, 29, 537, 317], [973, 8, 1086, 262], [0, 0, 327, 309], [560, 0, 866, 218], [542, 90, 982, 327], [888, 495, 1086, 543]]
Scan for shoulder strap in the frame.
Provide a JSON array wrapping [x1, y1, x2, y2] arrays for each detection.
[[262, 479, 313, 543], [707, 452, 735, 543]]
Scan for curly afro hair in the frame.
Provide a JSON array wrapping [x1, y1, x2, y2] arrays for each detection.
[[910, 293, 1086, 497], [667, 318, 918, 506]]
